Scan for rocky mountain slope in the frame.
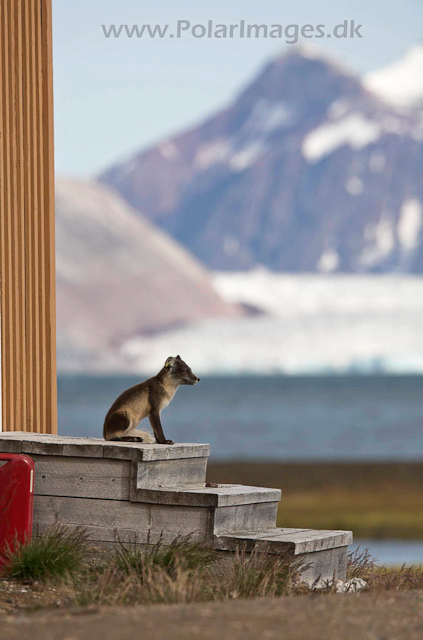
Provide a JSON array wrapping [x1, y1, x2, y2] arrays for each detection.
[[100, 45, 423, 273], [55, 178, 239, 370]]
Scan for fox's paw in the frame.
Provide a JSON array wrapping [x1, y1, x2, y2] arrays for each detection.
[[164, 439, 174, 445]]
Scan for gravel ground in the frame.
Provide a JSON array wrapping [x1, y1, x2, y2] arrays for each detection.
[[1, 591, 423, 640]]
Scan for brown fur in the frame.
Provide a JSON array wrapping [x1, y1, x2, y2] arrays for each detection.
[[103, 356, 199, 444]]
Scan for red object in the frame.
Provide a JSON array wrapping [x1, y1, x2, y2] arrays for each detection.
[[0, 453, 34, 566]]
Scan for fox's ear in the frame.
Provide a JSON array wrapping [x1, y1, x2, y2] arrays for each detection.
[[165, 356, 176, 368]]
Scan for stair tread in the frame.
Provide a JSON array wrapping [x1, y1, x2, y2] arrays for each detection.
[[214, 527, 353, 555], [133, 483, 281, 507], [0, 432, 210, 461]]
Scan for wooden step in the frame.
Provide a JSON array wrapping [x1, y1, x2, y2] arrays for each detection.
[[214, 528, 353, 555], [214, 528, 353, 584], [132, 483, 281, 507], [0, 432, 209, 462], [0, 432, 210, 489]]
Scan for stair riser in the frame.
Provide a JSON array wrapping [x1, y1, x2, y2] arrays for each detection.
[[296, 546, 348, 584], [136, 457, 208, 489], [213, 502, 278, 535], [214, 546, 348, 586]]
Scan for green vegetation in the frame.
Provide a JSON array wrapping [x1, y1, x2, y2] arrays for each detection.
[[207, 462, 423, 540], [3, 525, 90, 581]]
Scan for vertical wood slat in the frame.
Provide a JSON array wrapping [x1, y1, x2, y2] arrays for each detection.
[[0, 0, 57, 434]]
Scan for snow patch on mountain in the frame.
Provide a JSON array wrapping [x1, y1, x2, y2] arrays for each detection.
[[230, 140, 266, 171], [302, 114, 381, 162], [345, 176, 364, 196], [317, 248, 340, 273], [159, 140, 180, 161], [194, 139, 231, 170], [243, 99, 294, 134], [359, 215, 395, 268], [364, 45, 423, 108], [397, 199, 422, 252]]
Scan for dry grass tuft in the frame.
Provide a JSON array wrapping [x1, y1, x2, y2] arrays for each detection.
[[213, 546, 305, 600], [346, 546, 376, 581], [112, 534, 217, 576], [347, 546, 423, 591], [72, 541, 305, 607], [301, 546, 423, 594]]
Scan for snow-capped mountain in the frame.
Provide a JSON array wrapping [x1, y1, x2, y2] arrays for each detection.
[[100, 46, 423, 273], [364, 45, 423, 108], [55, 178, 239, 371]]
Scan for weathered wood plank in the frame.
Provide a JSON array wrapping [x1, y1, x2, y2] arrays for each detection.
[[32, 455, 132, 500], [213, 502, 278, 535], [103, 441, 210, 461], [138, 443, 210, 461], [34, 522, 150, 544], [296, 546, 348, 583], [102, 443, 143, 462], [133, 484, 281, 508], [213, 528, 353, 555], [33, 495, 151, 533], [149, 504, 211, 542], [136, 457, 208, 489], [33, 495, 211, 543], [62, 443, 104, 458], [22, 440, 63, 456], [0, 432, 210, 461], [0, 437, 22, 453]]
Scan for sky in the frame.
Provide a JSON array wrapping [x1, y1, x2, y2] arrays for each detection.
[[52, 0, 423, 177]]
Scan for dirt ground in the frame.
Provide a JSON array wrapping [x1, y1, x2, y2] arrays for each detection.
[[0, 591, 422, 640]]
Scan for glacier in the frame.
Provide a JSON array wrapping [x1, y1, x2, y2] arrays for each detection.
[[119, 271, 423, 376]]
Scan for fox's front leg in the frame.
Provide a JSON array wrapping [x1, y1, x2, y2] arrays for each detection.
[[148, 410, 174, 445]]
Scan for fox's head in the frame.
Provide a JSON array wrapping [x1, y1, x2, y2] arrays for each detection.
[[164, 355, 200, 385]]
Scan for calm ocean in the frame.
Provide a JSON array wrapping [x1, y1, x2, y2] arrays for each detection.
[[58, 374, 423, 461]]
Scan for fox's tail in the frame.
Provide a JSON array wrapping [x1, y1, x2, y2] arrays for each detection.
[[130, 429, 155, 443]]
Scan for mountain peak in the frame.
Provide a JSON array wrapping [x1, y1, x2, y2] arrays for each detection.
[[235, 44, 365, 123], [100, 47, 423, 274], [274, 43, 345, 68]]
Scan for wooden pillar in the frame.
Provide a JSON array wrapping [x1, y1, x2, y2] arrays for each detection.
[[0, 0, 57, 433]]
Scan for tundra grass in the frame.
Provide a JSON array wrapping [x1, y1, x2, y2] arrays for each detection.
[[71, 543, 423, 608], [3, 525, 91, 581], [112, 534, 217, 577], [2, 535, 422, 613], [73, 543, 305, 607], [207, 462, 423, 540]]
